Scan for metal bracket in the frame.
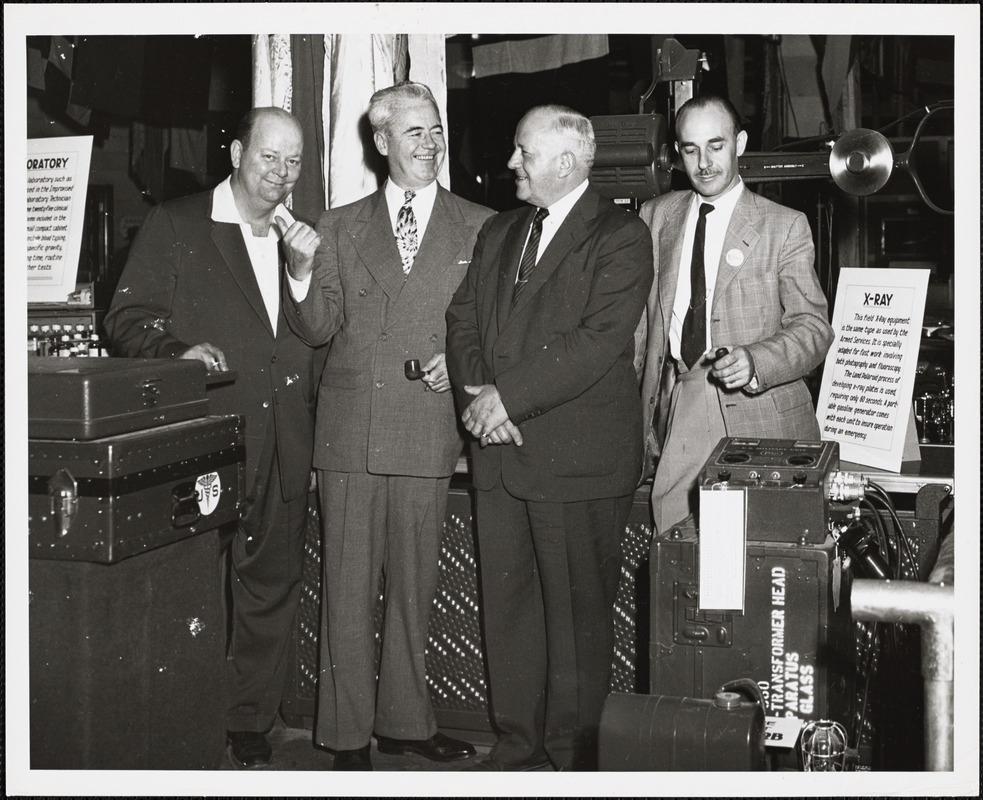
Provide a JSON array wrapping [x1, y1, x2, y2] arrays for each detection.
[[48, 467, 78, 538]]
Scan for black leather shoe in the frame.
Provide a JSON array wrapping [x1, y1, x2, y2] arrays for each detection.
[[333, 744, 373, 771], [464, 752, 552, 771], [226, 730, 272, 769], [375, 731, 475, 762]]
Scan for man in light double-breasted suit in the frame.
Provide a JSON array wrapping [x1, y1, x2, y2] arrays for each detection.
[[639, 94, 834, 533], [283, 82, 493, 771]]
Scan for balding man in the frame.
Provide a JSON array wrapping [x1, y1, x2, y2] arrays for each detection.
[[105, 107, 322, 769], [638, 94, 833, 534], [445, 105, 653, 771]]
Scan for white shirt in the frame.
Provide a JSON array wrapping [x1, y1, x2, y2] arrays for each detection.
[[669, 180, 745, 362], [212, 176, 294, 335], [514, 179, 590, 283], [384, 178, 438, 243], [288, 179, 439, 302]]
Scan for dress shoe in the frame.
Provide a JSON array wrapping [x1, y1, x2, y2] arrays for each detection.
[[226, 730, 272, 769], [464, 751, 552, 771], [375, 731, 475, 762], [333, 744, 373, 771]]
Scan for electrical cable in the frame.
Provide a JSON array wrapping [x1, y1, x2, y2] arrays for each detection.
[[860, 498, 892, 575], [776, 46, 800, 139], [855, 620, 878, 754], [866, 482, 919, 579], [876, 100, 954, 135]]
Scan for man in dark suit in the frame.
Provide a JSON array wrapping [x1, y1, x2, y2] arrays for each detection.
[[104, 107, 321, 770], [445, 105, 653, 771], [639, 94, 833, 533], [283, 82, 493, 771]]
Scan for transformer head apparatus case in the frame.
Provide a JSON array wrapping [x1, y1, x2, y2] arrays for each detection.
[[28, 356, 210, 440], [650, 521, 856, 733], [29, 415, 245, 563]]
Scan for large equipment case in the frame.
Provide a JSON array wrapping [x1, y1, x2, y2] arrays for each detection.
[[28, 357, 209, 441], [650, 522, 856, 728], [28, 383, 244, 768], [645, 437, 860, 770], [29, 415, 244, 562]]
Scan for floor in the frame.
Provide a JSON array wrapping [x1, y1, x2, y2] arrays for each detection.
[[220, 717, 512, 772]]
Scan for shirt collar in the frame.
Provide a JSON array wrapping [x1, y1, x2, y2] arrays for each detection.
[[543, 179, 590, 224], [690, 178, 744, 219], [211, 176, 295, 232], [385, 178, 438, 208]]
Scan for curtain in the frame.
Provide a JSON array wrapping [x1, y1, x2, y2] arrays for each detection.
[[471, 34, 608, 79], [253, 34, 293, 111], [322, 34, 448, 208], [253, 33, 449, 216]]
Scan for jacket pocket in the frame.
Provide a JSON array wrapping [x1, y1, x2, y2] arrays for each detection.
[[771, 383, 812, 414]]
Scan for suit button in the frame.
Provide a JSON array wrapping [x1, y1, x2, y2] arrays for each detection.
[[375, 381, 384, 389], [359, 289, 367, 297], [262, 401, 270, 408], [271, 355, 278, 363], [430, 333, 438, 342], [380, 333, 389, 341]]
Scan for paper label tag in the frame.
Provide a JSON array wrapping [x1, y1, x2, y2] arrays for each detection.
[[765, 715, 805, 749]]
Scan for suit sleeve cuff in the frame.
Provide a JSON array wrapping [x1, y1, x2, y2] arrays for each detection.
[[287, 271, 312, 302]]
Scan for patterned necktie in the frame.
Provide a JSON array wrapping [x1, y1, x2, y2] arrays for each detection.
[[680, 202, 715, 369], [395, 189, 418, 274], [511, 207, 549, 307]]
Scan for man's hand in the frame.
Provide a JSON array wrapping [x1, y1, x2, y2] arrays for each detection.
[[275, 216, 321, 281], [180, 342, 229, 372], [462, 384, 511, 439], [420, 352, 451, 394], [708, 345, 755, 390], [478, 419, 524, 448]]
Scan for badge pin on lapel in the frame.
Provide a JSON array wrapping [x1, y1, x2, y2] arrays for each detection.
[[726, 249, 745, 267]]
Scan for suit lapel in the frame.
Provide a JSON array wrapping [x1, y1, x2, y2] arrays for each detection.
[[495, 212, 527, 333], [387, 187, 471, 328], [350, 189, 407, 303], [712, 188, 760, 308], [210, 219, 274, 337], [658, 193, 691, 334], [505, 190, 599, 322]]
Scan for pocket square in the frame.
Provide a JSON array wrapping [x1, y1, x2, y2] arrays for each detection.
[[457, 259, 470, 265]]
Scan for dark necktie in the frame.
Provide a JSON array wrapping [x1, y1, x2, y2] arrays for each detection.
[[395, 189, 418, 274], [680, 202, 715, 369], [511, 207, 549, 307]]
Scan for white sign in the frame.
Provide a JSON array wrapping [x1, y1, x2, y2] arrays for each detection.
[[26, 136, 93, 303], [816, 268, 929, 471], [697, 487, 746, 611]]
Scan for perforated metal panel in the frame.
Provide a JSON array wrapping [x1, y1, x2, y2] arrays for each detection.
[[280, 484, 655, 729]]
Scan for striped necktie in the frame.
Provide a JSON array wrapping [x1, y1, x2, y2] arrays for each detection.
[[511, 207, 549, 307]]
